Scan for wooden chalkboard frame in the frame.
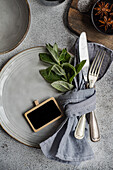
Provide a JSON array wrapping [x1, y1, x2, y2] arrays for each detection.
[[24, 97, 63, 132]]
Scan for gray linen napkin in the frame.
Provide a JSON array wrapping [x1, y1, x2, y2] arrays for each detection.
[[40, 40, 113, 165]]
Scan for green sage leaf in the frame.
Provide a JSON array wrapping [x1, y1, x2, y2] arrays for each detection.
[[61, 76, 68, 82], [59, 49, 67, 61], [39, 53, 56, 65], [51, 64, 66, 76], [59, 49, 71, 64], [46, 44, 60, 64], [75, 60, 86, 75], [46, 66, 52, 75], [53, 43, 58, 54], [39, 67, 61, 83], [62, 63, 76, 84], [51, 81, 74, 92]]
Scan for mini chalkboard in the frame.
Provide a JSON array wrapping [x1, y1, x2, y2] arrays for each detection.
[[24, 97, 63, 132]]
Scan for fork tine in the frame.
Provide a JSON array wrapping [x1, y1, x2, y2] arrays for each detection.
[[91, 50, 102, 74], [96, 51, 106, 77], [89, 50, 100, 74], [89, 50, 106, 77], [94, 50, 105, 75], [94, 51, 104, 73]]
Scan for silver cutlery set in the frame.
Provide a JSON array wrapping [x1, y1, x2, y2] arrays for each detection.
[[74, 32, 106, 142]]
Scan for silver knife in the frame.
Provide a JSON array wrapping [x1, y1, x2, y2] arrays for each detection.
[[74, 32, 90, 139], [79, 32, 89, 81]]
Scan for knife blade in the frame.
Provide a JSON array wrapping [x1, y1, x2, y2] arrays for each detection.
[[74, 32, 90, 139], [79, 32, 90, 82]]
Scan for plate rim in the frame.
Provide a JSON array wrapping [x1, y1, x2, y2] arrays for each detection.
[[0, 46, 56, 148], [0, 46, 45, 72], [0, 46, 73, 147]]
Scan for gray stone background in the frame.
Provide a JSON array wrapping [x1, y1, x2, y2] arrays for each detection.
[[0, 0, 113, 169]]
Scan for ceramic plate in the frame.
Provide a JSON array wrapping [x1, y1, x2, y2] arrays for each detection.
[[0, 47, 64, 147], [0, 0, 30, 54]]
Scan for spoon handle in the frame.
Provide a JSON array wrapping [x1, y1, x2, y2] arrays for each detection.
[[89, 111, 100, 142], [74, 114, 86, 139]]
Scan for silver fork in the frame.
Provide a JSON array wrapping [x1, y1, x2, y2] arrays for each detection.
[[89, 50, 105, 142], [74, 50, 106, 141]]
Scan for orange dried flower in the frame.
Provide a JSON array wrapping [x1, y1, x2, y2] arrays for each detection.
[[99, 16, 113, 31], [94, 2, 111, 18]]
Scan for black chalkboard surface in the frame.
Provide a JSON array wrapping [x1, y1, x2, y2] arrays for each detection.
[[24, 97, 63, 132]]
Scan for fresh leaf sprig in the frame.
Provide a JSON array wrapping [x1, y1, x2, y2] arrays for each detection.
[[39, 43, 86, 92]]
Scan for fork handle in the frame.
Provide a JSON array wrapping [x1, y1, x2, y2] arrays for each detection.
[[74, 114, 86, 139], [89, 111, 100, 142]]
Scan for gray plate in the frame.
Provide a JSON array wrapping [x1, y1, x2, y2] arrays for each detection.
[[0, 47, 64, 148], [0, 0, 30, 54]]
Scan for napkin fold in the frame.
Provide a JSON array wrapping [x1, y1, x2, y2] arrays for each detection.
[[40, 39, 113, 165], [40, 88, 96, 166]]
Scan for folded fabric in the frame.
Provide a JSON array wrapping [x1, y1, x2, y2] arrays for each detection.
[[40, 88, 96, 166], [40, 40, 113, 165]]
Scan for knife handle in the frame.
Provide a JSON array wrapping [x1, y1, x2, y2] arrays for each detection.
[[89, 111, 100, 142], [74, 114, 86, 139], [74, 83, 89, 139]]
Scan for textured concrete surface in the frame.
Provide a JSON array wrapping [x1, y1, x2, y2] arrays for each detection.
[[0, 0, 113, 169]]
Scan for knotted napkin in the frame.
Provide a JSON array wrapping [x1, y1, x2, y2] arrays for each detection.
[[40, 40, 113, 165]]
